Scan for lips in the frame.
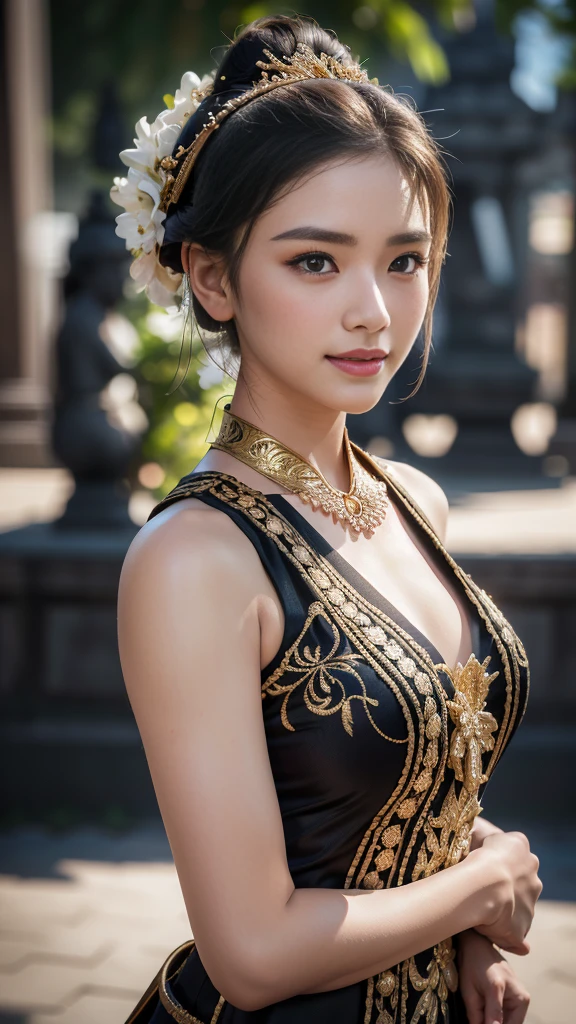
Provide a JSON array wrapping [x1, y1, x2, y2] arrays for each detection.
[[325, 349, 388, 378]]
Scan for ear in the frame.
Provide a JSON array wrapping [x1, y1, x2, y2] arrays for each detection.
[[182, 242, 234, 323]]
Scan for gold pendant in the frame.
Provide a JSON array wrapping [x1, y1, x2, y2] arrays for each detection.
[[210, 409, 388, 534]]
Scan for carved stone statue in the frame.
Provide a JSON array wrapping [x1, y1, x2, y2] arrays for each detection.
[[52, 191, 144, 528]]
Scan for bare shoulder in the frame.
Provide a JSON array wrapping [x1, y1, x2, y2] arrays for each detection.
[[116, 498, 294, 1008], [121, 495, 268, 593], [118, 495, 283, 698], [374, 457, 450, 543]]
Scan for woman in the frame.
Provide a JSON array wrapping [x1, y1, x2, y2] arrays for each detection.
[[116, 15, 541, 1024]]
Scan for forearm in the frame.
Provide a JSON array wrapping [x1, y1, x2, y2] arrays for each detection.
[[232, 850, 500, 1007], [290, 819, 505, 997]]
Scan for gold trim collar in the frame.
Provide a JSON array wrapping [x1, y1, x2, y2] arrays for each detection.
[[210, 408, 388, 535]]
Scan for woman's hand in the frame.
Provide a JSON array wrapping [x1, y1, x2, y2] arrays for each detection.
[[469, 815, 503, 851], [470, 831, 542, 953], [458, 929, 531, 1024]]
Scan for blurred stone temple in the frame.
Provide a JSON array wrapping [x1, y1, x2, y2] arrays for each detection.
[[0, 183, 151, 816], [52, 191, 144, 528], [0, 0, 151, 817], [0, 0, 574, 830]]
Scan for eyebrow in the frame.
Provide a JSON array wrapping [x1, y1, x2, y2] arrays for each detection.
[[270, 226, 433, 246]]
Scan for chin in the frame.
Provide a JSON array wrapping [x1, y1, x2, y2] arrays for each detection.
[[303, 389, 385, 418], [343, 395, 386, 417], [330, 381, 390, 417]]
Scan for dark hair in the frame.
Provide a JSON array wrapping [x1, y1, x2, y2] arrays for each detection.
[[159, 14, 452, 389]]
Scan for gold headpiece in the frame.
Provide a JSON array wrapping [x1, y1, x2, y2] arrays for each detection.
[[159, 43, 372, 213]]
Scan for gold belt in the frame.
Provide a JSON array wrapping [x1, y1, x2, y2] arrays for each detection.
[[125, 939, 208, 1024]]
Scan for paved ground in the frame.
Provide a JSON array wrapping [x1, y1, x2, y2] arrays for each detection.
[[0, 473, 574, 1022], [0, 822, 574, 1024]]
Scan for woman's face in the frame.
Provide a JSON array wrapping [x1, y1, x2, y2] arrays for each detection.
[[222, 155, 431, 416]]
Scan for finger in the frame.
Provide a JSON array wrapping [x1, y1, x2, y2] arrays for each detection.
[[503, 989, 530, 1023], [484, 982, 505, 1024], [499, 940, 530, 956], [460, 985, 484, 1024]]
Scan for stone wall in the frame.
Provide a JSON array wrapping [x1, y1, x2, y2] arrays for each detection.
[[0, 528, 574, 820]]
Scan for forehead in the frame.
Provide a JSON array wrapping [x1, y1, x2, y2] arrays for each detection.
[[253, 154, 428, 240]]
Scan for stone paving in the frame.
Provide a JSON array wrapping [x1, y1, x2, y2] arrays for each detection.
[[1, 472, 574, 1023], [0, 823, 574, 1024]]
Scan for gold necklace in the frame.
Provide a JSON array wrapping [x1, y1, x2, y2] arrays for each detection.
[[210, 408, 388, 534]]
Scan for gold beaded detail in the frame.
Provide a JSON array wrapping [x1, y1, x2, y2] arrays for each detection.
[[210, 408, 388, 535]]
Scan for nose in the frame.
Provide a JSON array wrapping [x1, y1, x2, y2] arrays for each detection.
[[342, 274, 391, 335]]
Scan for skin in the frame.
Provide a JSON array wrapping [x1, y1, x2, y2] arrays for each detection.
[[118, 155, 539, 1018]]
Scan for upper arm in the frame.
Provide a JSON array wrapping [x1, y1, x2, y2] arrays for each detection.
[[378, 459, 450, 544], [117, 504, 294, 1004]]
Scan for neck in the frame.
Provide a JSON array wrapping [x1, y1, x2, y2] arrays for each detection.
[[229, 381, 350, 492]]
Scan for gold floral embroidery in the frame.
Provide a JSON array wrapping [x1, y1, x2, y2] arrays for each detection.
[[149, 468, 528, 1024], [375, 969, 399, 1023], [408, 938, 458, 1023], [412, 655, 500, 882], [364, 825, 405, 887], [264, 603, 408, 743], [361, 693, 442, 891], [441, 656, 499, 792], [377, 460, 529, 780], [412, 782, 482, 880]]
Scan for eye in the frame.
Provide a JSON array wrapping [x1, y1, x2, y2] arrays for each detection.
[[286, 251, 338, 276], [390, 252, 430, 275]]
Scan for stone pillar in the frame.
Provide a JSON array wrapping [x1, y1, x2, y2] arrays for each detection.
[[547, 90, 576, 470], [0, 0, 54, 466], [409, 0, 541, 477]]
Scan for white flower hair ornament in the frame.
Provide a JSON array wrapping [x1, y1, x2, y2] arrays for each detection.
[[110, 71, 215, 309], [111, 45, 370, 309]]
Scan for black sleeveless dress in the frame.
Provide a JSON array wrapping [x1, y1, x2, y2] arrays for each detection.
[[136, 451, 529, 1024]]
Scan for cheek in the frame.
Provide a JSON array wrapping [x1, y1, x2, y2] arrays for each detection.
[[390, 276, 429, 320], [236, 265, 332, 351]]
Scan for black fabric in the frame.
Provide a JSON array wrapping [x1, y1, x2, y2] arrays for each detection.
[[266, 492, 484, 667], [143, 469, 527, 1024]]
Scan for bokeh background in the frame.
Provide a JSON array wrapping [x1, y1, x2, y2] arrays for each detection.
[[0, 1, 575, 1022]]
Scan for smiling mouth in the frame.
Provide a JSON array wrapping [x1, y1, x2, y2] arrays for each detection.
[[327, 348, 388, 360], [325, 350, 388, 377]]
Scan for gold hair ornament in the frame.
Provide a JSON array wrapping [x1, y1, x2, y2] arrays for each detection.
[[159, 43, 372, 213]]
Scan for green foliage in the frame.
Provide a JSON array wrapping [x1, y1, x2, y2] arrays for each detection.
[[126, 299, 235, 497], [48, 0, 467, 210], [377, 0, 450, 81], [49, 0, 464, 144], [49, 91, 98, 158], [48, 0, 575, 208]]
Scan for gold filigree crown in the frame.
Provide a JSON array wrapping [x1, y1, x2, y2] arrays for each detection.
[[159, 43, 372, 212]]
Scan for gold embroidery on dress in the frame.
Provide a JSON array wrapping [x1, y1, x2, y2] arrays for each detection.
[[407, 938, 458, 1023], [264, 602, 408, 742], [375, 968, 399, 1023], [373, 456, 529, 778], [412, 781, 482, 881], [358, 691, 443, 893], [411, 655, 500, 877], [402, 655, 500, 1016], [149, 469, 528, 1024], [339, 458, 523, 1023], [441, 655, 499, 792]]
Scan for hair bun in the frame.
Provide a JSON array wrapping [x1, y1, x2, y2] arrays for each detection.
[[211, 15, 353, 97], [211, 36, 275, 94]]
